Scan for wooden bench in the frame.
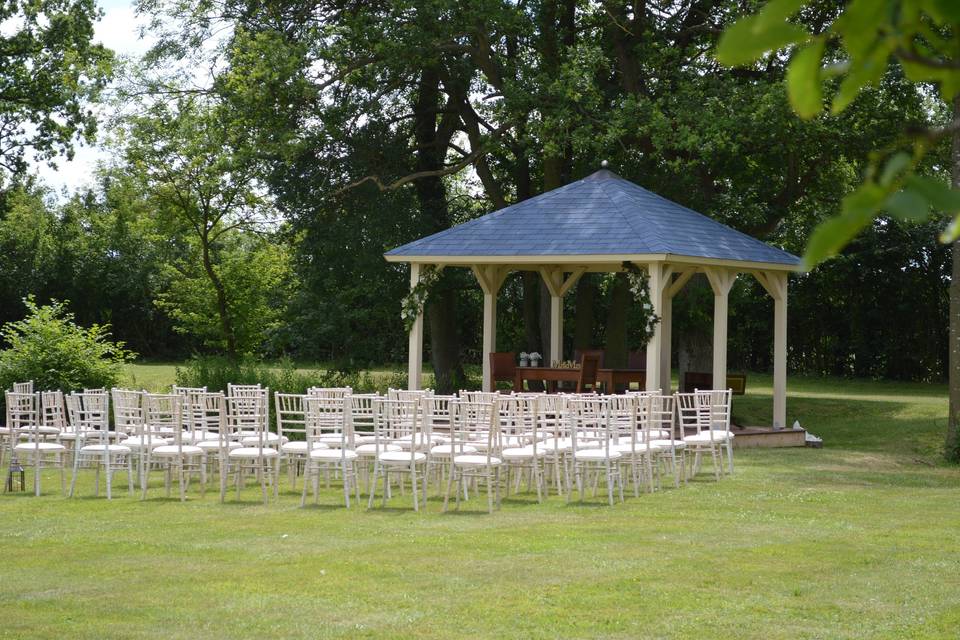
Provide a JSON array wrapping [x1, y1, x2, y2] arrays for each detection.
[[679, 372, 747, 395]]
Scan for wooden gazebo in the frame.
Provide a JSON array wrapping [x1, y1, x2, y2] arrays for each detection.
[[385, 168, 799, 430]]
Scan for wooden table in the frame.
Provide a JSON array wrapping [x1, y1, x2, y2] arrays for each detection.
[[513, 367, 647, 393], [514, 367, 580, 392], [597, 369, 646, 393]]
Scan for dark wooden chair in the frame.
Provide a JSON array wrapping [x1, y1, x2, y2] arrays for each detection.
[[488, 352, 517, 391], [679, 371, 748, 395], [627, 349, 646, 370], [574, 348, 605, 368], [576, 353, 601, 393]]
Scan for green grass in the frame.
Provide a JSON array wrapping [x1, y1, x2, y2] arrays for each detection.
[[2, 375, 958, 639]]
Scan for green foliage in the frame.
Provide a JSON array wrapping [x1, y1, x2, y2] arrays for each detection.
[[717, 0, 960, 266], [0, 297, 136, 395], [400, 265, 442, 332], [620, 262, 660, 346], [174, 355, 388, 396], [0, 0, 113, 178]]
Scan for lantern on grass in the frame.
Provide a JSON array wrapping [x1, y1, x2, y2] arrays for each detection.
[[5, 455, 25, 493]]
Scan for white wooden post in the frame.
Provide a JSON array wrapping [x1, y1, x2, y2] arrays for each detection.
[[645, 263, 667, 392], [753, 271, 789, 429], [540, 267, 585, 366], [406, 263, 424, 391], [661, 270, 694, 394], [473, 265, 508, 392], [705, 267, 737, 391]]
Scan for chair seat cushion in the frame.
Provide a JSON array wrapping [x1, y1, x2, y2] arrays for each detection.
[[240, 433, 287, 446], [79, 444, 131, 454], [229, 446, 280, 458], [152, 445, 203, 456], [14, 442, 66, 452], [502, 446, 543, 459], [648, 439, 686, 449], [378, 450, 426, 464], [281, 441, 328, 453], [123, 435, 171, 448], [453, 454, 502, 467], [309, 448, 358, 461], [574, 448, 622, 461], [197, 439, 241, 450], [684, 432, 732, 444], [429, 444, 477, 456], [356, 443, 401, 454]]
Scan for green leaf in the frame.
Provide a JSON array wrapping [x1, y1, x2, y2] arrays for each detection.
[[878, 152, 911, 186], [717, 17, 808, 66], [755, 0, 808, 27], [904, 175, 960, 212], [926, 0, 960, 23], [786, 37, 826, 119], [885, 189, 929, 221], [830, 42, 892, 114], [939, 215, 960, 243], [802, 184, 884, 267]]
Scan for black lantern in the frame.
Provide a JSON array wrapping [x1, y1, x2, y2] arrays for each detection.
[[5, 455, 25, 492]]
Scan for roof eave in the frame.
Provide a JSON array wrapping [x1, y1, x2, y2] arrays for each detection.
[[383, 252, 802, 272]]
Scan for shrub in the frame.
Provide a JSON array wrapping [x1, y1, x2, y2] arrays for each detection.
[[0, 297, 137, 396]]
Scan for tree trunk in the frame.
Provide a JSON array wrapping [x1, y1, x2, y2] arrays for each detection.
[[605, 273, 631, 368], [200, 230, 237, 357], [412, 65, 464, 393], [573, 273, 596, 351], [946, 95, 960, 460], [428, 285, 465, 394]]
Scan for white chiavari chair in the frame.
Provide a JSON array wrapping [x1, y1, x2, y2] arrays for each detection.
[[498, 395, 545, 502], [458, 390, 499, 404], [7, 391, 67, 495], [608, 393, 653, 497], [646, 394, 685, 488], [307, 386, 352, 399], [41, 390, 73, 462], [142, 393, 205, 501], [223, 393, 279, 503], [301, 395, 359, 508], [368, 398, 429, 511], [275, 392, 322, 489], [444, 399, 502, 513], [68, 392, 133, 499], [568, 396, 623, 505], [679, 390, 733, 480], [537, 394, 573, 495], [424, 395, 466, 490]]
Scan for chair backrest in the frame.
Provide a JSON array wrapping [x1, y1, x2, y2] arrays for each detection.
[[459, 390, 499, 404], [12, 381, 33, 394], [199, 392, 227, 445], [606, 394, 638, 448], [5, 391, 37, 441], [450, 398, 499, 461], [536, 394, 568, 450], [227, 383, 263, 398], [567, 396, 613, 458], [345, 394, 377, 441], [227, 393, 269, 447], [111, 388, 144, 436], [576, 353, 601, 393], [695, 389, 732, 440], [675, 392, 700, 436], [305, 394, 349, 450], [648, 394, 676, 441], [274, 393, 307, 443], [41, 390, 69, 434], [423, 395, 457, 438], [497, 394, 537, 450], [574, 349, 605, 368], [307, 386, 352, 399], [66, 392, 110, 444], [489, 352, 517, 381], [144, 393, 183, 447]]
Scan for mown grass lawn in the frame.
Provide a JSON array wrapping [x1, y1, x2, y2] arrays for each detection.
[[1, 375, 958, 639]]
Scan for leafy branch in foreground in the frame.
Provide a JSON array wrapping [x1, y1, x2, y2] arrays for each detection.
[[717, 0, 960, 267]]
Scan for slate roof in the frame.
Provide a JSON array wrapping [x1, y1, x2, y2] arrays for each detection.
[[385, 169, 799, 267]]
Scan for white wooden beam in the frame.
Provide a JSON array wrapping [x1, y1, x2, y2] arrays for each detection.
[[645, 263, 668, 391], [473, 265, 508, 391], [658, 268, 694, 393], [407, 263, 425, 390], [771, 271, 788, 429], [704, 267, 737, 391]]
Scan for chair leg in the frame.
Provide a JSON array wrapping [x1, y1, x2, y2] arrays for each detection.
[[300, 461, 311, 507], [368, 463, 379, 509]]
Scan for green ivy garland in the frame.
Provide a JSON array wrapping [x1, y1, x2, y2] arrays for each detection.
[[401, 265, 442, 332], [622, 261, 661, 345]]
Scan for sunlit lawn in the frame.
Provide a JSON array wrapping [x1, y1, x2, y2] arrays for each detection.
[[2, 373, 958, 638]]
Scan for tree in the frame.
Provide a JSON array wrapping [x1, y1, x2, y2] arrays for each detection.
[[122, 98, 271, 357], [0, 0, 113, 178], [716, 0, 960, 458]]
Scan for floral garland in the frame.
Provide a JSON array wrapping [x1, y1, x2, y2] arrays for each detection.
[[401, 265, 442, 332], [622, 261, 660, 345]]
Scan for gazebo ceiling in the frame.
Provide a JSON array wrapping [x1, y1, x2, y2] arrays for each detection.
[[385, 169, 799, 270]]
